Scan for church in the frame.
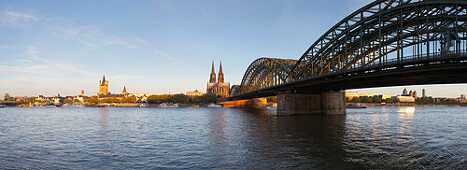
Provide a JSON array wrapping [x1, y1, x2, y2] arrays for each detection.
[[97, 75, 128, 98], [207, 61, 230, 97]]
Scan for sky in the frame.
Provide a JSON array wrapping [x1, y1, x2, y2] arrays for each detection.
[[0, 0, 465, 98]]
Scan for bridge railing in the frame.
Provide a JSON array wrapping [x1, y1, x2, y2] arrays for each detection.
[[312, 51, 467, 80]]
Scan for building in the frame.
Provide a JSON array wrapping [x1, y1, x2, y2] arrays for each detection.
[[122, 86, 128, 96], [3, 93, 10, 101], [207, 61, 230, 97], [345, 92, 375, 99], [52, 93, 65, 105], [377, 95, 392, 100], [402, 89, 418, 98], [422, 89, 426, 97], [186, 90, 204, 96], [395, 96, 415, 103], [97, 75, 128, 98], [99, 75, 109, 96]]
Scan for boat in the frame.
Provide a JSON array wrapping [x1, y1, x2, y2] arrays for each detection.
[[207, 103, 222, 108], [63, 103, 85, 108], [97, 103, 111, 107], [73, 103, 85, 108], [159, 103, 179, 108], [139, 103, 149, 107], [347, 103, 367, 108]]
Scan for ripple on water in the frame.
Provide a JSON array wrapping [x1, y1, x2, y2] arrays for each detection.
[[0, 106, 465, 169]]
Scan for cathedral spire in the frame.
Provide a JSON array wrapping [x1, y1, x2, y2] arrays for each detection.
[[209, 60, 216, 83], [218, 61, 224, 83], [122, 86, 128, 95], [102, 75, 106, 82], [219, 61, 223, 74], [211, 60, 215, 74]]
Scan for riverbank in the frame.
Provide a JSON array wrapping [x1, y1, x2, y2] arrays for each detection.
[[7, 103, 224, 108], [349, 102, 467, 107]]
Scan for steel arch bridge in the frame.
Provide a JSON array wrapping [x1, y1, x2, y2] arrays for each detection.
[[232, 0, 467, 99]]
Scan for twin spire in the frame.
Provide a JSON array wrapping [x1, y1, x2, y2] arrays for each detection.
[[209, 61, 224, 83]]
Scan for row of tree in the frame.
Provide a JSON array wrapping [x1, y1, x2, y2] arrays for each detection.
[[146, 94, 217, 104], [346, 96, 400, 103], [415, 97, 460, 105], [83, 96, 141, 104], [347, 96, 462, 105]]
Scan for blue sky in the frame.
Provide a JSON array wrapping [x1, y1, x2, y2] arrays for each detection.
[[0, 0, 465, 98]]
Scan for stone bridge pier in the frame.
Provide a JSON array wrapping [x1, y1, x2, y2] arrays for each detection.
[[220, 98, 267, 109], [277, 91, 345, 115]]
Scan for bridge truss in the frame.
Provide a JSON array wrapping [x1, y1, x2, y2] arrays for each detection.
[[234, 0, 467, 97]]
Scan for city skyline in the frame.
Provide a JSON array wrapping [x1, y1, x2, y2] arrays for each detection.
[[0, 0, 466, 97]]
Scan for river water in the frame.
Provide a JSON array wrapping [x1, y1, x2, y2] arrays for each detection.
[[0, 107, 465, 169]]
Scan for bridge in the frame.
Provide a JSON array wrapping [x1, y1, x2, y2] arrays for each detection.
[[229, 0, 467, 115]]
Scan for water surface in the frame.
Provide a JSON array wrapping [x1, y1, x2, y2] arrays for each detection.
[[0, 107, 465, 169]]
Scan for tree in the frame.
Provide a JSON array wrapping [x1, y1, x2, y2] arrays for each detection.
[[169, 94, 189, 103], [121, 96, 137, 103], [415, 97, 435, 104], [200, 94, 217, 103], [147, 94, 170, 104], [383, 97, 399, 103], [85, 96, 99, 104], [350, 97, 361, 103]]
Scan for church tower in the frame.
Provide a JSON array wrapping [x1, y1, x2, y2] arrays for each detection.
[[99, 75, 109, 95], [122, 86, 128, 96], [209, 60, 217, 83], [218, 61, 224, 83]]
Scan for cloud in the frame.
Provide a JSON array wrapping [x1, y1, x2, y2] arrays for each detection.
[[0, 9, 150, 49], [0, 46, 95, 77], [6, 10, 39, 21], [26, 46, 39, 59], [0, 9, 39, 26], [50, 23, 144, 49], [153, 47, 184, 64]]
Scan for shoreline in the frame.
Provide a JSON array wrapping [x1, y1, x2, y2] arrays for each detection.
[[348, 103, 467, 107], [6, 103, 467, 108]]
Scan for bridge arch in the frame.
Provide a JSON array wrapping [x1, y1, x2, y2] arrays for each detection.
[[291, 0, 467, 79], [237, 58, 297, 95], [234, 0, 467, 97]]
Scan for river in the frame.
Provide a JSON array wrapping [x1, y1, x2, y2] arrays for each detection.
[[0, 106, 465, 169]]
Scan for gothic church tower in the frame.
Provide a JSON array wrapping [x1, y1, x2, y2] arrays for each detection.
[[122, 86, 128, 96], [218, 61, 224, 83], [99, 75, 109, 95], [209, 61, 217, 83]]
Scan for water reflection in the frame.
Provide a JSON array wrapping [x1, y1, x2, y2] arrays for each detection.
[[207, 108, 228, 155], [398, 107, 416, 115], [96, 108, 112, 156], [98, 108, 109, 137], [232, 108, 347, 168], [397, 107, 415, 146]]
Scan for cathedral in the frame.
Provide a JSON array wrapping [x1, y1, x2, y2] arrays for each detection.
[[207, 61, 230, 97], [97, 75, 128, 98]]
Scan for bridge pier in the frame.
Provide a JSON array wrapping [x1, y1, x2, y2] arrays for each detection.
[[220, 98, 267, 109], [277, 91, 345, 115]]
